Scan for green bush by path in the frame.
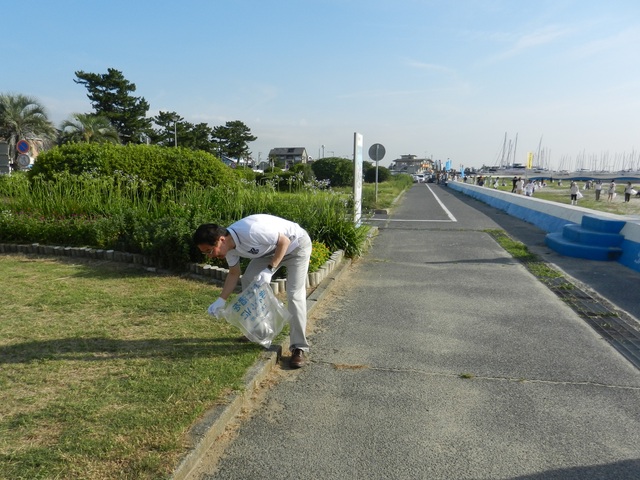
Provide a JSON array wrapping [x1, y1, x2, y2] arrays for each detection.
[[0, 171, 370, 269], [29, 143, 239, 191], [311, 157, 354, 187], [364, 164, 391, 183]]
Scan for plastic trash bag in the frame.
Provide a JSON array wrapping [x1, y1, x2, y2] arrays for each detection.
[[219, 280, 290, 348]]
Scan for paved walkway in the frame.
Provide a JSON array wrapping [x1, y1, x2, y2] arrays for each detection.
[[194, 184, 640, 479]]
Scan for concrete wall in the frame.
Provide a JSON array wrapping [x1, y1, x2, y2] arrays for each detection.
[[448, 181, 640, 273]]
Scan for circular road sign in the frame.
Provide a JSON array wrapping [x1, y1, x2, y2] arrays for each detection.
[[368, 143, 385, 162], [16, 140, 30, 154], [17, 154, 31, 167]]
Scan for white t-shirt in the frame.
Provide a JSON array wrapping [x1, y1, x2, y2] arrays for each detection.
[[225, 214, 306, 267]]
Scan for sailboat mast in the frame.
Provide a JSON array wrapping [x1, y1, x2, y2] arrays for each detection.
[[536, 136, 543, 167], [500, 132, 507, 167]]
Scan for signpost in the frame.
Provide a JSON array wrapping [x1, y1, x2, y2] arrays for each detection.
[[16, 140, 30, 154], [368, 143, 386, 203], [353, 133, 364, 225], [17, 154, 31, 169]]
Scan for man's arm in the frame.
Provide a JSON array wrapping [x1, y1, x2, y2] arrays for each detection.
[[269, 233, 291, 270], [220, 263, 241, 300]]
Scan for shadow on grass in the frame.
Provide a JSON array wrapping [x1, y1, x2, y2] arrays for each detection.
[[0, 336, 259, 364]]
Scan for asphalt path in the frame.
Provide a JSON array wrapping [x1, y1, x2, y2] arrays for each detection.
[[197, 184, 640, 480]]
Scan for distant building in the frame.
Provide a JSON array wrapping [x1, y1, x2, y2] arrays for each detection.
[[389, 154, 433, 174], [268, 147, 309, 169], [220, 155, 239, 168]]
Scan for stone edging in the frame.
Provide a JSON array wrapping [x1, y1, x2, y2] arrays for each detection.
[[0, 242, 345, 294], [189, 250, 346, 294]]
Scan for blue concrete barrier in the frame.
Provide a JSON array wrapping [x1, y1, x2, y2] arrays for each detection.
[[448, 180, 640, 273]]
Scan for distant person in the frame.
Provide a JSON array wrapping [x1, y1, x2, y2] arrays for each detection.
[[524, 180, 534, 197], [511, 176, 518, 193], [515, 177, 524, 195], [607, 181, 616, 202], [594, 180, 602, 201], [570, 181, 579, 205], [624, 182, 635, 202]]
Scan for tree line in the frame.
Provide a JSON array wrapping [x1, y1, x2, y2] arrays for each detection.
[[0, 68, 256, 167]]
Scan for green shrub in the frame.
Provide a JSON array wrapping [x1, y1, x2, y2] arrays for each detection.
[[29, 143, 240, 190], [1, 166, 370, 269], [255, 170, 308, 192], [310, 240, 331, 272], [289, 163, 315, 183], [234, 167, 257, 182], [364, 165, 391, 183], [311, 157, 354, 187]]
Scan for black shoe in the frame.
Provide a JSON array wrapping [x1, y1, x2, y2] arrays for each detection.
[[290, 348, 305, 369]]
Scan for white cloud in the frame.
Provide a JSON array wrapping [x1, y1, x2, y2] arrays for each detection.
[[487, 25, 574, 62]]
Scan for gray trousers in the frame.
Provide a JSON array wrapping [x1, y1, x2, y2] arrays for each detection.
[[241, 233, 312, 352]]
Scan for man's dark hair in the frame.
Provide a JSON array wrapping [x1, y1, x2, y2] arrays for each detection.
[[193, 224, 228, 245]]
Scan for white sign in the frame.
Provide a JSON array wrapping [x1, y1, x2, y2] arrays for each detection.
[[353, 132, 363, 225]]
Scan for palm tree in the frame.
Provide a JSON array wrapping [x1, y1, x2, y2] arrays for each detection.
[[59, 113, 120, 144], [0, 93, 56, 165]]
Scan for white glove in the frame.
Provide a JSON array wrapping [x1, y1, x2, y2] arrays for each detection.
[[207, 298, 226, 318], [255, 268, 274, 285]]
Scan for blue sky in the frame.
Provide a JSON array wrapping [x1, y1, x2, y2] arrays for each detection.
[[5, 0, 640, 170]]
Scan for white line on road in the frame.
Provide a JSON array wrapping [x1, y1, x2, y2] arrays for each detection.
[[367, 185, 458, 223], [427, 184, 457, 222]]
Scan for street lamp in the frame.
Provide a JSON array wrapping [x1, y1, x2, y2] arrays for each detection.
[[174, 119, 178, 147], [171, 115, 179, 147]]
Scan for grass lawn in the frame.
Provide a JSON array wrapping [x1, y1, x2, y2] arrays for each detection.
[[0, 256, 264, 480]]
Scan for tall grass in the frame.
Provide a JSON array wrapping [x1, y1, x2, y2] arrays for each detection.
[[0, 171, 369, 267]]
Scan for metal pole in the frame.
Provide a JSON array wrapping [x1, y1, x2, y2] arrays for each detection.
[[375, 144, 379, 203]]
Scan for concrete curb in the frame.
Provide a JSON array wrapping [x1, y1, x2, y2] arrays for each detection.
[[170, 255, 353, 480]]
